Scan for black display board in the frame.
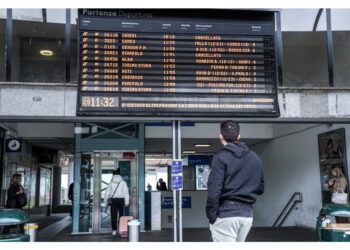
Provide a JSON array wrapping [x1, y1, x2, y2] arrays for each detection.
[[77, 9, 280, 117]]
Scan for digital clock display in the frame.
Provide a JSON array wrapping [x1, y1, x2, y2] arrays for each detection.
[[77, 9, 279, 117]]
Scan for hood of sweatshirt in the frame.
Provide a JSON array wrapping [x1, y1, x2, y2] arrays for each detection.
[[111, 175, 123, 183], [222, 141, 250, 158]]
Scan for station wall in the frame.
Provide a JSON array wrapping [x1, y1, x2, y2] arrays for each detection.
[[252, 124, 350, 228], [161, 190, 208, 228]]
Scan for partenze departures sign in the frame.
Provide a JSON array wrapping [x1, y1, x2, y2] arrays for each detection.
[[76, 9, 279, 118]]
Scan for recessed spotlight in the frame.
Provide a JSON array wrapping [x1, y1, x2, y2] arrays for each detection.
[[194, 144, 211, 147], [182, 150, 196, 154], [40, 50, 54, 56]]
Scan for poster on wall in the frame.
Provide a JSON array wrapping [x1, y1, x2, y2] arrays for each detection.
[[196, 165, 210, 190], [318, 128, 348, 204]]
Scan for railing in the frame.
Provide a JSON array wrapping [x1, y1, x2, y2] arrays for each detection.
[[272, 192, 303, 227]]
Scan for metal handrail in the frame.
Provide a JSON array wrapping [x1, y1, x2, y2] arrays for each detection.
[[272, 192, 303, 227]]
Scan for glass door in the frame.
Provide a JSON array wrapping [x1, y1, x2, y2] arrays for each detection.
[[98, 156, 116, 232], [92, 151, 138, 233], [78, 153, 94, 233]]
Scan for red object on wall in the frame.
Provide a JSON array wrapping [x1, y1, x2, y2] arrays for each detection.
[[123, 152, 135, 158]]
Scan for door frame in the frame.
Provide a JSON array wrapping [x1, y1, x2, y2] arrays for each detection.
[[92, 150, 138, 233], [73, 123, 145, 233]]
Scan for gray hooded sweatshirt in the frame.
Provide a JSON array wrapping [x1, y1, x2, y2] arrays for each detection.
[[104, 175, 130, 205]]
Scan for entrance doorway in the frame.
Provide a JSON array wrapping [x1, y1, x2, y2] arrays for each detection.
[[78, 150, 138, 233]]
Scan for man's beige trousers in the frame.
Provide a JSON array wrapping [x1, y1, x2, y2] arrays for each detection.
[[210, 217, 253, 242]]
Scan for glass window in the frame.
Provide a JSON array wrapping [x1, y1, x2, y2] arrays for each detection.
[[331, 9, 350, 87], [0, 129, 4, 202], [30, 168, 37, 208], [0, 9, 6, 81], [60, 162, 69, 204], [15, 165, 31, 208], [183, 166, 195, 190], [71, 8, 78, 83], [39, 167, 51, 206], [167, 165, 195, 191], [79, 153, 94, 232], [11, 8, 66, 83], [80, 123, 138, 139], [2, 162, 33, 208], [281, 9, 329, 87]]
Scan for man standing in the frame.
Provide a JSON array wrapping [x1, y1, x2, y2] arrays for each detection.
[[156, 178, 167, 191], [206, 120, 264, 242]]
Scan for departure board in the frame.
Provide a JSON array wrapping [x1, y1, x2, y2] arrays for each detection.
[[77, 9, 279, 117]]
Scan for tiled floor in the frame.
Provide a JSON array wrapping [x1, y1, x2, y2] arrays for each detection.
[[31, 214, 318, 242]]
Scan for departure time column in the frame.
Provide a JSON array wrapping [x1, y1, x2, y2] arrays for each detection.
[[163, 34, 176, 93]]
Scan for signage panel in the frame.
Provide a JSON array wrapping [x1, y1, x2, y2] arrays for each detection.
[[161, 196, 191, 209], [188, 155, 209, 165], [172, 160, 183, 190], [77, 9, 279, 117]]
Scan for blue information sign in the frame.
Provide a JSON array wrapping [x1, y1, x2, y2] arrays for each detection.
[[188, 155, 209, 165], [161, 196, 191, 209], [171, 160, 183, 190]]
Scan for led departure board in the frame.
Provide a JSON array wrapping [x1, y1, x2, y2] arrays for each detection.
[[77, 9, 279, 117]]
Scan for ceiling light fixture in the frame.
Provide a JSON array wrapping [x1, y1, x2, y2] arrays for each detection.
[[182, 150, 196, 154], [194, 144, 211, 147], [145, 158, 171, 161], [40, 50, 54, 56]]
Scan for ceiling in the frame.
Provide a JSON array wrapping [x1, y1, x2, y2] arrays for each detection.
[[23, 137, 74, 155], [145, 138, 267, 155], [20, 136, 268, 168]]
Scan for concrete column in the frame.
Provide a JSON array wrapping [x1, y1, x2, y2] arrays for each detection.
[[51, 165, 62, 213]]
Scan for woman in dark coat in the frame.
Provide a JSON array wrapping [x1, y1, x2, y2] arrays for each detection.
[[3, 173, 26, 234], [6, 173, 25, 209]]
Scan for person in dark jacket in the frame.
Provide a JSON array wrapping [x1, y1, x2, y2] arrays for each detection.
[[156, 178, 167, 191], [206, 120, 264, 242], [3, 173, 26, 234], [6, 173, 25, 209], [68, 183, 74, 216]]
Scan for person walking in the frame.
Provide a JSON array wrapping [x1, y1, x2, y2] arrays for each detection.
[[206, 120, 264, 242], [104, 169, 129, 236], [3, 173, 27, 234]]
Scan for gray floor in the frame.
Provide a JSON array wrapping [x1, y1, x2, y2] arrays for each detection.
[[31, 213, 319, 242]]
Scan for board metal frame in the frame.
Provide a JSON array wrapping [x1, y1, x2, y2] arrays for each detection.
[[75, 9, 280, 118]]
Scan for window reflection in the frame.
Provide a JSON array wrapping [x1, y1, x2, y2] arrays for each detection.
[[1, 8, 349, 87], [281, 9, 329, 87], [71, 9, 78, 83], [331, 9, 350, 87], [39, 167, 51, 206], [0, 9, 6, 81], [11, 8, 66, 83]]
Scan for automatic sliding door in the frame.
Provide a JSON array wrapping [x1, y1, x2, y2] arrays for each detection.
[[91, 151, 138, 232]]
